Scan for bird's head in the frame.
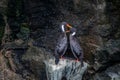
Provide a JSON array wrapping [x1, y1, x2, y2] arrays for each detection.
[[60, 22, 72, 33], [70, 27, 76, 36]]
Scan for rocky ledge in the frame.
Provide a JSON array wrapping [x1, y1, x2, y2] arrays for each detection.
[[45, 59, 88, 80]]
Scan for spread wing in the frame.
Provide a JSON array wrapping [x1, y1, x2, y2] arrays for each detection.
[[70, 35, 83, 58], [55, 33, 67, 56]]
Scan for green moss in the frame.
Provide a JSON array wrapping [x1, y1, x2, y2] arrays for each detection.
[[21, 23, 29, 28], [16, 25, 30, 40]]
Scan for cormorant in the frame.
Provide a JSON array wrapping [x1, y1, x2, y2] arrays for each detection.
[[55, 22, 84, 67], [55, 22, 71, 64], [69, 27, 84, 66]]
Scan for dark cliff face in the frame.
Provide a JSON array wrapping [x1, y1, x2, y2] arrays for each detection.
[[24, 0, 98, 52], [105, 0, 120, 39], [1, 0, 119, 50], [0, 0, 120, 80]]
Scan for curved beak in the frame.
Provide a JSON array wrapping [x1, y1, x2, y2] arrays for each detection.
[[66, 24, 72, 28], [65, 23, 72, 33]]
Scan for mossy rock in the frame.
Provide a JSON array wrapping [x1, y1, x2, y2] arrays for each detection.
[[17, 26, 30, 41]]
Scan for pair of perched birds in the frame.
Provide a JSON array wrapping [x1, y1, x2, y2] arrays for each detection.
[[55, 22, 84, 67]]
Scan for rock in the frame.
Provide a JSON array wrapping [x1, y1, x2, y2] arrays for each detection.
[[0, 69, 24, 80], [105, 39, 120, 56], [0, 0, 8, 14], [15, 39, 24, 45], [93, 72, 111, 80], [0, 49, 24, 80], [105, 64, 120, 80], [93, 39, 120, 71], [16, 27, 30, 41], [3, 41, 28, 49], [22, 46, 52, 80], [44, 59, 88, 80], [93, 64, 120, 80], [97, 24, 111, 37]]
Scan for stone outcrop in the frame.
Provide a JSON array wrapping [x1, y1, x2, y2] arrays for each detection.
[[45, 59, 88, 80], [93, 64, 120, 80], [93, 39, 120, 71]]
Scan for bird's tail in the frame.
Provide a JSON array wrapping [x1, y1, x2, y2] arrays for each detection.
[[55, 50, 59, 65]]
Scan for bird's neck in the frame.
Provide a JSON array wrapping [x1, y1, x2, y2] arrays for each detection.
[[61, 25, 65, 32], [71, 32, 76, 36]]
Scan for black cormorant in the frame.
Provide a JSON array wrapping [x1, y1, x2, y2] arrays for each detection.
[[69, 27, 84, 66], [55, 22, 72, 64]]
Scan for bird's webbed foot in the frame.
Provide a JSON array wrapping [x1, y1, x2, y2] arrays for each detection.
[[81, 61, 84, 67], [80, 57, 84, 67]]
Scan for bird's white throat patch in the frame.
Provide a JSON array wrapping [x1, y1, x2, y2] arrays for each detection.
[[72, 32, 76, 36], [61, 25, 65, 32]]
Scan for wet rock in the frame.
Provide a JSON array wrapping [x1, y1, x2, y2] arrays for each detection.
[[44, 59, 88, 80]]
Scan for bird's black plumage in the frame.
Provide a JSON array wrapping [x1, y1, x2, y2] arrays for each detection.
[[69, 27, 84, 66], [55, 22, 84, 67], [55, 22, 68, 64]]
